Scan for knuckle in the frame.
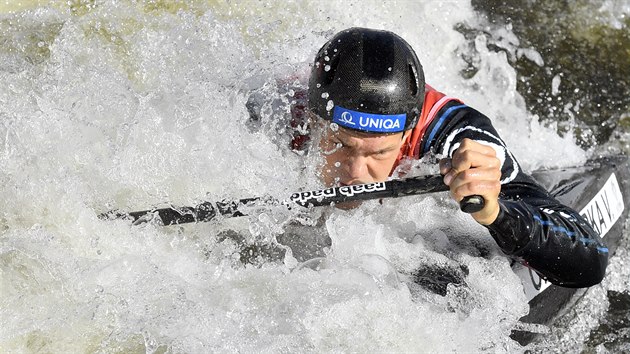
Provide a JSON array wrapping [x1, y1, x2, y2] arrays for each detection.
[[450, 154, 463, 168], [454, 142, 469, 156], [456, 151, 474, 165], [466, 181, 498, 196], [461, 138, 483, 152], [460, 138, 473, 147], [467, 183, 481, 195], [453, 149, 470, 163], [461, 169, 475, 181]]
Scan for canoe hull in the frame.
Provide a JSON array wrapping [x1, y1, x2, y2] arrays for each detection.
[[511, 155, 630, 345]]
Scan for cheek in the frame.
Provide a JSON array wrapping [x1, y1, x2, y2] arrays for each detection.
[[367, 155, 398, 180], [368, 160, 392, 180]]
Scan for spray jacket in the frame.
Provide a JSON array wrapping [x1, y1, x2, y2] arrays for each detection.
[[394, 85, 608, 288]]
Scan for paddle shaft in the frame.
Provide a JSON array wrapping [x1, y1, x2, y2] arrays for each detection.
[[103, 175, 484, 225]]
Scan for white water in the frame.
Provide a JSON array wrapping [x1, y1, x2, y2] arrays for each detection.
[[0, 1, 607, 352]]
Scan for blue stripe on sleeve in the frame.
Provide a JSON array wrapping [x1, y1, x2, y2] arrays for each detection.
[[421, 104, 468, 155], [533, 215, 609, 254]]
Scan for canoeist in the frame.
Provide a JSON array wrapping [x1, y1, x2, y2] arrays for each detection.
[[301, 27, 608, 288]]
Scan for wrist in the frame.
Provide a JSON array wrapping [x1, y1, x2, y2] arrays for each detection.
[[473, 199, 500, 225]]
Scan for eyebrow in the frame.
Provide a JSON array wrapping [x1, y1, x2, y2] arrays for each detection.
[[333, 135, 399, 154], [373, 144, 399, 154]]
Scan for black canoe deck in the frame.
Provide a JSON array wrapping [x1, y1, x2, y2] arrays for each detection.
[[511, 155, 629, 345]]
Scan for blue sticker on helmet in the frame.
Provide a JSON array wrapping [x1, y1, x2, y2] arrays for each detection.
[[332, 106, 407, 133]]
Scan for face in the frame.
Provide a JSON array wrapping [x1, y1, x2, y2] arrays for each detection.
[[318, 123, 409, 187]]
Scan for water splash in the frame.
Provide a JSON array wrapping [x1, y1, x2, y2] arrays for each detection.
[[0, 1, 616, 352]]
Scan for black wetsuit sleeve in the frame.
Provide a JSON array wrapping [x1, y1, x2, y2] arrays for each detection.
[[420, 102, 609, 288]]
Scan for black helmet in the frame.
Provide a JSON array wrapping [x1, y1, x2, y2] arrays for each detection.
[[308, 27, 424, 134]]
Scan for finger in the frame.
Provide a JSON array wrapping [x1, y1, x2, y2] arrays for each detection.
[[450, 179, 501, 225], [449, 179, 501, 203], [444, 151, 500, 185], [448, 139, 498, 174], [447, 166, 501, 215], [447, 167, 502, 192], [439, 158, 452, 175], [444, 139, 503, 225], [451, 148, 500, 172], [454, 138, 497, 159]]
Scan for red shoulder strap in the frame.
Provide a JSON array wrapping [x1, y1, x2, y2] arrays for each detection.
[[392, 85, 461, 172]]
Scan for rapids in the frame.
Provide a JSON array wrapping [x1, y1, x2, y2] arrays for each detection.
[[1, 1, 628, 352]]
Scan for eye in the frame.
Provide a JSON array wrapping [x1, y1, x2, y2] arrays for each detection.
[[372, 149, 393, 159]]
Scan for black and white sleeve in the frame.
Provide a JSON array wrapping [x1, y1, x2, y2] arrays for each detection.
[[421, 103, 608, 288]]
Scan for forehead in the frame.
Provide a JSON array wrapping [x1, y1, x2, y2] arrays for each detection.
[[322, 124, 403, 147]]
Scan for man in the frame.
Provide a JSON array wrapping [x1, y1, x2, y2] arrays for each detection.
[[302, 27, 607, 288]]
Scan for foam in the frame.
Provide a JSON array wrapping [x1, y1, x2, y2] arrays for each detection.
[[0, 1, 616, 352]]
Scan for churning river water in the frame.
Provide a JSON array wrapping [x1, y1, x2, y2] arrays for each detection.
[[1, 1, 628, 353]]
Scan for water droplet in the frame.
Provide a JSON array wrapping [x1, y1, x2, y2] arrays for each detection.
[[324, 65, 331, 72], [334, 161, 341, 167], [326, 100, 334, 111], [388, 67, 392, 71], [321, 92, 329, 99]]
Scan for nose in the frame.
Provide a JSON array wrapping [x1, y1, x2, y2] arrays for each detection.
[[344, 155, 368, 181]]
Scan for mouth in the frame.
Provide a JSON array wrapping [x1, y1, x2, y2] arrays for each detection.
[[338, 180, 369, 187]]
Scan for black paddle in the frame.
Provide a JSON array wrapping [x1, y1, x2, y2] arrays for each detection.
[[100, 175, 484, 225]]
